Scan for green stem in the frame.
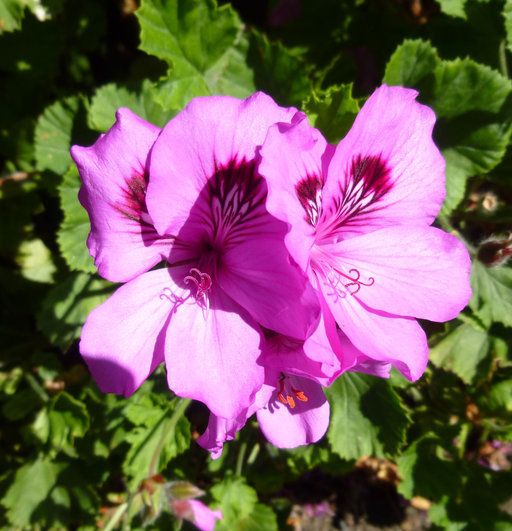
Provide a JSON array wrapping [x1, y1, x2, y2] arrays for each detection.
[[499, 39, 509, 79], [103, 502, 129, 531], [235, 440, 247, 477], [25, 373, 49, 403], [149, 397, 191, 477]]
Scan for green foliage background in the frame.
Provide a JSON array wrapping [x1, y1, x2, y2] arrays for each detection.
[[1, 0, 512, 529]]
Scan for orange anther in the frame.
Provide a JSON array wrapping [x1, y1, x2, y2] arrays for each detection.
[[278, 392, 288, 405], [286, 394, 296, 409], [294, 390, 308, 402]]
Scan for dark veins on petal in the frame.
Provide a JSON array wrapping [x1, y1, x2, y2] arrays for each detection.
[[114, 171, 170, 244], [208, 158, 267, 245], [324, 154, 392, 236], [295, 174, 323, 227]]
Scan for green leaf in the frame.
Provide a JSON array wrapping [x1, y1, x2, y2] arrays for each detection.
[[34, 96, 81, 174], [302, 84, 360, 143], [211, 477, 257, 522], [429, 323, 491, 384], [136, 0, 255, 111], [469, 261, 512, 328], [57, 165, 95, 273], [383, 39, 438, 89], [36, 272, 114, 350], [432, 59, 511, 119], [2, 458, 58, 527], [46, 391, 90, 454], [247, 30, 311, 107], [123, 398, 191, 488], [487, 379, 512, 413], [88, 80, 177, 131], [325, 372, 410, 460], [397, 435, 461, 500], [0, 0, 25, 33], [16, 238, 57, 283], [505, 0, 512, 54], [2, 387, 41, 420], [437, 0, 467, 19]]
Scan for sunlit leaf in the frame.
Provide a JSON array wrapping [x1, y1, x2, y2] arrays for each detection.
[[469, 261, 512, 328], [302, 83, 360, 143], [0, 0, 25, 33], [326, 372, 410, 460], [88, 80, 177, 131], [2, 458, 59, 527], [34, 96, 81, 174], [429, 323, 491, 383], [136, 0, 255, 111], [57, 165, 95, 273]]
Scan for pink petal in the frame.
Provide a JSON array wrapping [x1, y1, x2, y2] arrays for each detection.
[[219, 237, 320, 339], [147, 92, 297, 237], [172, 499, 222, 531], [198, 383, 273, 459], [79, 268, 173, 397], [197, 413, 247, 460], [321, 85, 445, 237], [318, 277, 429, 381], [340, 334, 392, 378], [71, 108, 170, 283], [259, 113, 330, 271], [320, 225, 472, 322], [256, 375, 330, 448], [164, 287, 265, 419], [187, 500, 223, 531]]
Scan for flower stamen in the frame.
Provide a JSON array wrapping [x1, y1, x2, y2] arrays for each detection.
[[277, 374, 308, 409], [184, 268, 212, 300]]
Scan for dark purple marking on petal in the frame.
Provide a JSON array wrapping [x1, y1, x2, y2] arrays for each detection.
[[114, 171, 150, 225], [295, 174, 323, 227], [321, 154, 392, 238], [207, 158, 267, 246]]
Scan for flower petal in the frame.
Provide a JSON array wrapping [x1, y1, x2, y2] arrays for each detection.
[[147, 92, 297, 236], [79, 268, 173, 397], [187, 500, 223, 531], [219, 237, 320, 339], [164, 287, 265, 419], [321, 225, 472, 322], [256, 375, 330, 448], [259, 113, 330, 270], [318, 276, 429, 381], [71, 108, 170, 282], [321, 85, 445, 238]]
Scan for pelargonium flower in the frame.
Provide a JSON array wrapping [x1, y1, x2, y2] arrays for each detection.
[[71, 93, 320, 420], [198, 324, 391, 458], [259, 85, 472, 381]]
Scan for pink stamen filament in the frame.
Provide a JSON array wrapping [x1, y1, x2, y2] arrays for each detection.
[[330, 266, 374, 295], [184, 268, 212, 300]]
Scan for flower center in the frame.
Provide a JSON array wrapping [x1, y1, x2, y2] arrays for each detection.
[[277, 373, 308, 409]]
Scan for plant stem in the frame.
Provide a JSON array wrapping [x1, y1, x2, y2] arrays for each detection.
[[103, 502, 129, 531], [499, 39, 509, 78], [235, 440, 247, 476], [149, 397, 191, 477]]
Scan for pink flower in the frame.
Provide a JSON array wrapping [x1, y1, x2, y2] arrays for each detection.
[[71, 93, 320, 420], [259, 85, 472, 381], [171, 499, 222, 531]]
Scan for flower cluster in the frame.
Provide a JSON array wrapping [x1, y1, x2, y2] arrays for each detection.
[[71, 86, 471, 458]]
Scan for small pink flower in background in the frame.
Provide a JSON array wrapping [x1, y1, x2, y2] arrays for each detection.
[[259, 84, 472, 382], [72, 92, 319, 422], [171, 499, 222, 531]]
